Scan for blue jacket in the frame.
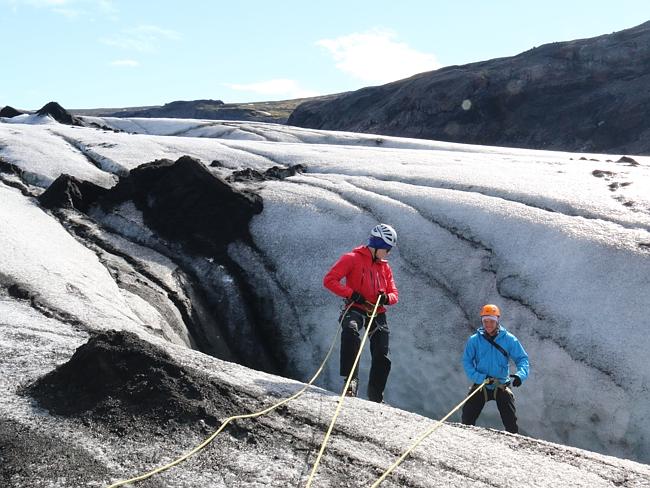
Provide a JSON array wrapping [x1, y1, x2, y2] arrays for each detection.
[[462, 325, 529, 389]]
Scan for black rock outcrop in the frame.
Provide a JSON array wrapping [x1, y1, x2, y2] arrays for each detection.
[[0, 157, 25, 178], [0, 105, 23, 118], [100, 155, 263, 256], [7, 283, 35, 301], [288, 21, 650, 155], [27, 330, 237, 431], [38, 174, 109, 212], [37, 101, 82, 126], [227, 164, 306, 183]]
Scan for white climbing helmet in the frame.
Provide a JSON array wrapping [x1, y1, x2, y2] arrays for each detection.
[[369, 223, 397, 247]]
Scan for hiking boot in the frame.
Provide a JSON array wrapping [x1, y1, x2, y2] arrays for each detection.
[[345, 378, 358, 397]]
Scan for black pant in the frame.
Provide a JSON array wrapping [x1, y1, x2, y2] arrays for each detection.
[[461, 384, 518, 433], [340, 309, 391, 402]]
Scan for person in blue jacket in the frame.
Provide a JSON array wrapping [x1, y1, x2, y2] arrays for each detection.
[[461, 304, 530, 433]]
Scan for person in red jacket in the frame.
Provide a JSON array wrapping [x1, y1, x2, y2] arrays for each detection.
[[323, 223, 399, 402]]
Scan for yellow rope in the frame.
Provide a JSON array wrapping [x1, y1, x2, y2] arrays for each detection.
[[369, 379, 489, 487], [305, 297, 382, 488], [106, 303, 354, 488]]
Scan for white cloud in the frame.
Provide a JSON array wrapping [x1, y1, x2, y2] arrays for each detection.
[[225, 79, 320, 99], [4, 0, 117, 17], [101, 24, 180, 52], [2, 0, 69, 11], [96, 0, 116, 14], [317, 28, 440, 84], [110, 59, 139, 67], [22, 0, 69, 5], [51, 6, 80, 18]]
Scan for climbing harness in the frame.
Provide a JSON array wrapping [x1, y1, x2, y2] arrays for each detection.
[[369, 378, 489, 487], [476, 380, 511, 402], [346, 306, 383, 338], [106, 302, 355, 488], [305, 296, 382, 488]]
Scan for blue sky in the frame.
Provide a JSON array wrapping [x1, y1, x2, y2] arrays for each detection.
[[1, 0, 648, 109]]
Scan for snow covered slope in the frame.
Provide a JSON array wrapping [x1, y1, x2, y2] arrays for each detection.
[[1, 115, 650, 485], [3, 305, 649, 488]]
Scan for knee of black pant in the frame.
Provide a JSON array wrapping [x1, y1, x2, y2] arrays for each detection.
[[342, 317, 362, 336], [341, 326, 361, 350], [342, 317, 361, 331], [496, 388, 516, 409], [371, 352, 391, 369], [369, 326, 390, 357]]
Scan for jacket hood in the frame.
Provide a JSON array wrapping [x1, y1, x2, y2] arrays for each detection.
[[353, 245, 388, 263], [353, 245, 370, 255]]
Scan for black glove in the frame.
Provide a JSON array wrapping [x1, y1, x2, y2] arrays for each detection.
[[350, 291, 366, 304], [377, 293, 389, 306], [484, 377, 495, 385], [509, 374, 522, 387]]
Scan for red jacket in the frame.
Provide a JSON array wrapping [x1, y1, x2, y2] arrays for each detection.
[[323, 246, 398, 314]]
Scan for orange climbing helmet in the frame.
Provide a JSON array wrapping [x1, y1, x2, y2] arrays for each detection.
[[480, 304, 501, 317]]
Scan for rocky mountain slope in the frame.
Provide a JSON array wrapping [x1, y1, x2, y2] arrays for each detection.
[[72, 97, 333, 124], [2, 97, 333, 125], [288, 21, 650, 155]]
